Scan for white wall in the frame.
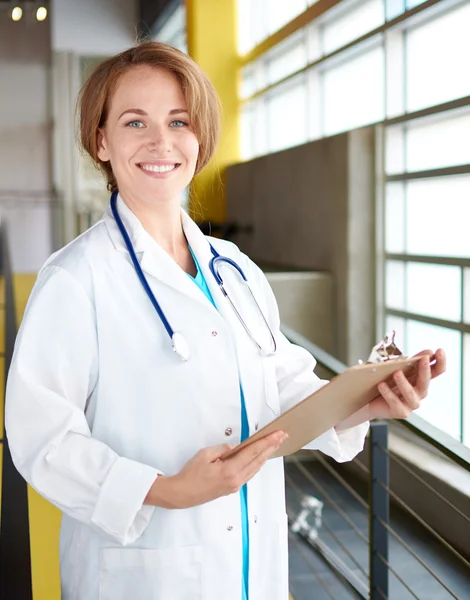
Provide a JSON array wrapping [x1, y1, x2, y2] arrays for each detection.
[[51, 0, 139, 54], [0, 16, 53, 272]]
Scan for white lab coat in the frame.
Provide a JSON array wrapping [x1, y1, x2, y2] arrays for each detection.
[[6, 195, 369, 600]]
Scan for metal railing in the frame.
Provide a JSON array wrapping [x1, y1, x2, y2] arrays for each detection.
[[282, 324, 470, 600], [0, 222, 33, 599]]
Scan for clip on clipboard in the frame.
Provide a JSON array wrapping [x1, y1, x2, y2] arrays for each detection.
[[222, 331, 427, 460]]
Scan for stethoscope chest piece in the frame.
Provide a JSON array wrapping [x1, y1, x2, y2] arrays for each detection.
[[172, 332, 191, 362]]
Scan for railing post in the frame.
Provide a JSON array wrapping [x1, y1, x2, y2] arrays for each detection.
[[369, 421, 389, 599]]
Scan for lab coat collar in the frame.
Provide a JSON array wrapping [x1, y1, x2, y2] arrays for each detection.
[[103, 194, 220, 311]]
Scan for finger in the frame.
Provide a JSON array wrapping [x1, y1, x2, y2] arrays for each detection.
[[239, 437, 286, 482], [431, 348, 446, 379], [412, 349, 434, 359], [392, 370, 421, 410], [413, 356, 431, 398], [228, 431, 285, 469], [378, 381, 410, 419], [205, 444, 235, 462]]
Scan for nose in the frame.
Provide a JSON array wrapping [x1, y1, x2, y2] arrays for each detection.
[[147, 125, 172, 154]]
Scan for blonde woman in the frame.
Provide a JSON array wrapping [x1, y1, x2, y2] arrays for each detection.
[[6, 42, 445, 600]]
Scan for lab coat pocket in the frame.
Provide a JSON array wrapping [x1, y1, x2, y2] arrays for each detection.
[[99, 545, 202, 600], [262, 356, 280, 416]]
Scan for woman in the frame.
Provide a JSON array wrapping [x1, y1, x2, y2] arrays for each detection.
[[5, 42, 445, 600]]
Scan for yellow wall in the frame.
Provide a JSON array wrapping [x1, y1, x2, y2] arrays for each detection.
[[186, 0, 240, 223]]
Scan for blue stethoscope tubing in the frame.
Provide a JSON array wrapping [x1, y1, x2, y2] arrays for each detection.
[[110, 191, 277, 360]]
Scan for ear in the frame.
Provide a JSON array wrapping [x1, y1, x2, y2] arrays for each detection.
[[97, 128, 110, 162]]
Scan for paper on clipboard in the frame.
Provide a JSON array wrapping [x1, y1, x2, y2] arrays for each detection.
[[222, 355, 422, 460]]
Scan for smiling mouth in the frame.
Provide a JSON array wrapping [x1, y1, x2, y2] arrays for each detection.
[[138, 163, 181, 174]]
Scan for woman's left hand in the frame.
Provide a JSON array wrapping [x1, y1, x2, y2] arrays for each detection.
[[369, 348, 447, 420]]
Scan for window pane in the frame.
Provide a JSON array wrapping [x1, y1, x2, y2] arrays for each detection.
[[405, 320, 461, 441], [406, 110, 470, 172], [385, 29, 405, 118], [385, 125, 405, 175], [240, 105, 255, 160], [406, 3, 470, 111], [406, 263, 461, 322], [464, 334, 470, 447], [385, 183, 405, 254], [241, 64, 257, 99], [267, 0, 308, 35], [464, 268, 470, 324], [385, 315, 406, 348], [386, 260, 405, 310], [266, 77, 307, 152], [266, 31, 307, 86], [323, 46, 384, 136], [321, 0, 384, 55], [385, 0, 404, 20], [406, 176, 470, 258]]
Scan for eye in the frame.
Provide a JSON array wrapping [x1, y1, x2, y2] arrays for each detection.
[[126, 120, 145, 128], [170, 119, 188, 128]]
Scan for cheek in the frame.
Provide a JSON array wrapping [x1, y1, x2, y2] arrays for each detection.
[[184, 134, 200, 168]]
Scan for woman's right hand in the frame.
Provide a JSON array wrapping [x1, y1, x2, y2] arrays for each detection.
[[145, 430, 288, 509]]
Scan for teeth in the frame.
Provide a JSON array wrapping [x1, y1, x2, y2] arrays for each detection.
[[140, 164, 177, 173]]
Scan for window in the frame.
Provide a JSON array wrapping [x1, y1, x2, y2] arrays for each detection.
[[322, 44, 384, 136]]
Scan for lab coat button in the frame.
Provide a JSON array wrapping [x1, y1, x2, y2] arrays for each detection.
[[254, 515, 258, 523], [255, 422, 259, 431], [225, 427, 233, 436], [227, 525, 233, 531], [211, 331, 218, 337]]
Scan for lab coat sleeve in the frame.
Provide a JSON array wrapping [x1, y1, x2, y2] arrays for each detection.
[[249, 258, 369, 463], [5, 265, 161, 545]]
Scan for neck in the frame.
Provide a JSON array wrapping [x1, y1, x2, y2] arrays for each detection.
[[121, 192, 186, 256]]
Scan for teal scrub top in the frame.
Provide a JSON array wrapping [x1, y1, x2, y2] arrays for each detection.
[[187, 247, 250, 600]]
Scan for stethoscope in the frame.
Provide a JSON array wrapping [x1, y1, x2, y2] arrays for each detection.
[[110, 191, 277, 361]]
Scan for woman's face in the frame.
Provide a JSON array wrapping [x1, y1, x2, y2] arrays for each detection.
[[97, 65, 199, 206]]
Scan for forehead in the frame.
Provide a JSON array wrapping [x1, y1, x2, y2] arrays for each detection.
[[108, 65, 186, 113]]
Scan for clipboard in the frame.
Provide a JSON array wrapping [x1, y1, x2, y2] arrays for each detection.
[[222, 355, 422, 460]]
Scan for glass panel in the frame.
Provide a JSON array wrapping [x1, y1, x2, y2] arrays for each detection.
[[306, 68, 322, 140], [267, 0, 308, 36], [386, 260, 405, 310], [266, 77, 307, 153], [321, 0, 384, 55], [463, 334, 470, 447], [385, 315, 406, 349], [385, 183, 405, 254], [385, 29, 405, 118], [406, 263, 461, 322], [385, 125, 405, 175], [306, 21, 321, 62], [406, 3, 470, 111], [406, 175, 470, 258], [405, 320, 461, 440], [241, 64, 257, 99], [240, 104, 255, 160], [385, 0, 404, 20], [406, 0, 427, 8], [464, 268, 470, 324], [406, 110, 470, 172], [266, 31, 307, 86], [323, 46, 385, 136]]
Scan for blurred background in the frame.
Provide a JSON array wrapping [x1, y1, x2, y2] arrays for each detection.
[[0, 1, 469, 599]]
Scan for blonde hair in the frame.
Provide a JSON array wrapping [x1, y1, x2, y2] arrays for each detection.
[[78, 42, 220, 191]]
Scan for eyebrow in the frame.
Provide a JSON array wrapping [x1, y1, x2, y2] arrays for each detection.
[[118, 108, 189, 120]]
